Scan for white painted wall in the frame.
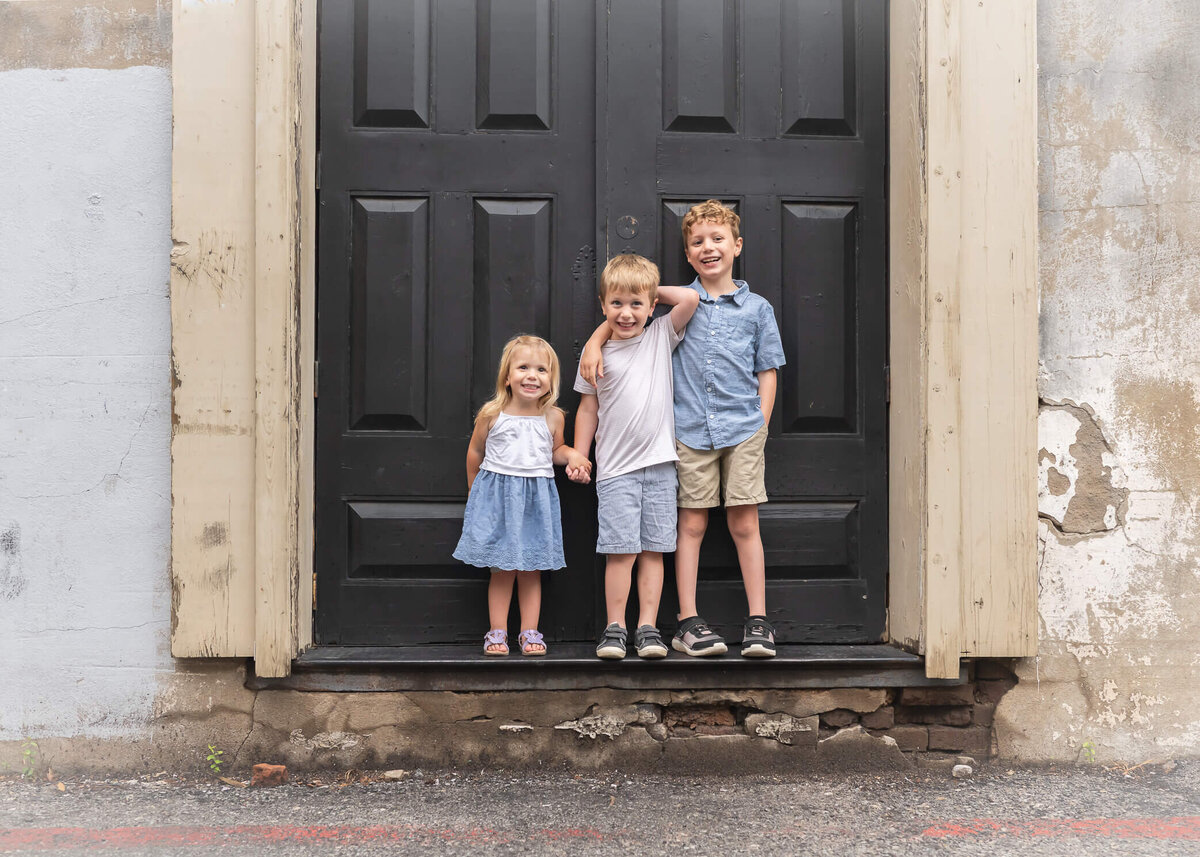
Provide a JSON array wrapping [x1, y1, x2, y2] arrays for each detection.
[[0, 67, 173, 739]]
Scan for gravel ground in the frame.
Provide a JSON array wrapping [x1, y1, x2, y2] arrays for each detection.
[[2, 762, 1199, 856]]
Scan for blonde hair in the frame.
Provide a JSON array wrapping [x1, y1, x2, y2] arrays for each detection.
[[599, 253, 659, 303], [681, 199, 741, 243], [476, 334, 562, 423]]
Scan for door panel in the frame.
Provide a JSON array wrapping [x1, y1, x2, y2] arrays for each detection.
[[316, 0, 598, 645], [603, 0, 887, 641], [316, 0, 887, 646]]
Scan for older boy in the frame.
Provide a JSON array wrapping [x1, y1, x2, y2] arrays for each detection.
[[581, 201, 785, 657], [572, 254, 699, 660]]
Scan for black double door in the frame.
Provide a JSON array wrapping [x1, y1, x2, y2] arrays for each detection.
[[315, 0, 888, 647]]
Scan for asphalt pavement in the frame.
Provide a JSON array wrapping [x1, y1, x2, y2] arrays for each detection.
[[2, 761, 1199, 856]]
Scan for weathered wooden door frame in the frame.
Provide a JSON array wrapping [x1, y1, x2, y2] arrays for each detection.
[[170, 0, 1038, 679]]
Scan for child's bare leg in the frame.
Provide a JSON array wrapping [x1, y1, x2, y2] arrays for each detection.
[[726, 504, 767, 616], [604, 554, 637, 626], [635, 551, 664, 628], [487, 569, 516, 653], [675, 508, 708, 619], [515, 570, 543, 652]]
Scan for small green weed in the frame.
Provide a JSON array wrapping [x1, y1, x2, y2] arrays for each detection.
[[20, 739, 38, 779], [1081, 740, 1097, 763], [206, 744, 225, 775]]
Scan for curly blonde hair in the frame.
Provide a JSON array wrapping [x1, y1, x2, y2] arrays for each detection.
[[681, 199, 740, 243]]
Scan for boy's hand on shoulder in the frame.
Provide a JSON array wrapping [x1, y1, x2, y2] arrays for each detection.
[[580, 341, 605, 386]]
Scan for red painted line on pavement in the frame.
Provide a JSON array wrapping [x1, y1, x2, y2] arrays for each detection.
[[0, 825, 520, 851], [922, 817, 1200, 839]]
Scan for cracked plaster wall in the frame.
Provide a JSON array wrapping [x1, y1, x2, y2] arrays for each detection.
[[997, 0, 1200, 763], [0, 15, 172, 738]]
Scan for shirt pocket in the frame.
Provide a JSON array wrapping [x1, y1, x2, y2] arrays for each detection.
[[728, 319, 756, 365]]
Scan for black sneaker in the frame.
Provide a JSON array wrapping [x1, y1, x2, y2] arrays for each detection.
[[671, 616, 728, 657], [634, 625, 668, 659], [741, 615, 777, 658], [596, 623, 627, 659]]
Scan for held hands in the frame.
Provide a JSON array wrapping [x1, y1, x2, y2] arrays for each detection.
[[579, 340, 605, 386], [564, 449, 593, 484]]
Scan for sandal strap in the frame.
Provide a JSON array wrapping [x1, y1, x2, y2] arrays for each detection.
[[484, 629, 508, 645], [678, 615, 718, 639], [518, 629, 545, 645]]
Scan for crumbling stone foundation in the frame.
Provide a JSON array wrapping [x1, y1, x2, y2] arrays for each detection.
[[0, 660, 1019, 776]]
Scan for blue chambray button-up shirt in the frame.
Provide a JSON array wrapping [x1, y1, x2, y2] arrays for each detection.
[[672, 278, 786, 450]]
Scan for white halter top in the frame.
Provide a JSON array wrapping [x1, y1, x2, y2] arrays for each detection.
[[479, 412, 555, 478]]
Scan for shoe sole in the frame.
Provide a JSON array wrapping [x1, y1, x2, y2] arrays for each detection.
[[741, 643, 776, 658], [671, 638, 728, 656], [636, 644, 668, 659], [596, 646, 626, 659]]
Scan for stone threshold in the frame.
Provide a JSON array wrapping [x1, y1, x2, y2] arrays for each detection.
[[248, 644, 965, 691]]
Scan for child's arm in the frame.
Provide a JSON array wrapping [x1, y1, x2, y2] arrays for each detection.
[[580, 287, 698, 382], [573, 393, 599, 465], [578, 323, 611, 386], [756, 369, 777, 427], [656, 285, 700, 334], [752, 301, 786, 429], [548, 409, 592, 484], [464, 414, 492, 492]]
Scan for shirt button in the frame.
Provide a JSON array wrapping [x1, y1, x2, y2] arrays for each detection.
[[709, 414, 715, 419], [710, 330, 715, 335], [706, 360, 712, 364]]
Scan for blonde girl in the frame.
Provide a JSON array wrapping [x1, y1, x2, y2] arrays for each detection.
[[453, 335, 592, 655]]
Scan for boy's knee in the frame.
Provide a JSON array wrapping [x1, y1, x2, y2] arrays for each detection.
[[678, 509, 708, 540], [726, 505, 760, 541]]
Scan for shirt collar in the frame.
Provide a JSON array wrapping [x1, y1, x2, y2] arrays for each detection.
[[689, 277, 749, 306]]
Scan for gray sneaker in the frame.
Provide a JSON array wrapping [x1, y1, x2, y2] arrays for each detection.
[[741, 615, 777, 658], [596, 623, 627, 659], [634, 625, 668, 659], [671, 616, 728, 657]]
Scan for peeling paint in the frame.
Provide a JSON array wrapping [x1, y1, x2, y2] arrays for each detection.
[[1037, 402, 1128, 535], [0, 524, 26, 601], [0, 0, 170, 71]]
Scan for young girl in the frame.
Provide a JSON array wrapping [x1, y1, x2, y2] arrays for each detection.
[[453, 335, 592, 656]]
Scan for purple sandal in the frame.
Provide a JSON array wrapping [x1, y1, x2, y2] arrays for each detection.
[[518, 629, 547, 656], [483, 628, 508, 656]]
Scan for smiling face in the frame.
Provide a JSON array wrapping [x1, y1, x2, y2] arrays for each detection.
[[685, 219, 743, 283], [505, 345, 554, 406], [601, 287, 656, 340]]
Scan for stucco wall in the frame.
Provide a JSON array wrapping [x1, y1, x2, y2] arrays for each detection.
[[0, 4, 172, 740], [997, 0, 1200, 761]]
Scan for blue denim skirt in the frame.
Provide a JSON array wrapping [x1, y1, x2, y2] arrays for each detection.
[[453, 470, 566, 571]]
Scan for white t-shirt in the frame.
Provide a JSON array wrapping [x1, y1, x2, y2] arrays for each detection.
[[573, 315, 683, 482]]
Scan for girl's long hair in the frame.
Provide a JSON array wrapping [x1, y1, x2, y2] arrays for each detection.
[[476, 334, 562, 424]]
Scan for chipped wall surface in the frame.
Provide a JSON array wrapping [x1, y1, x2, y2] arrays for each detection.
[[997, 0, 1200, 762], [0, 32, 172, 736]]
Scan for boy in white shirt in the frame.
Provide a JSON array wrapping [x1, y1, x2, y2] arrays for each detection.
[[571, 254, 699, 659]]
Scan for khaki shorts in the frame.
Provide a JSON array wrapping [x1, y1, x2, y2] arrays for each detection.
[[676, 423, 768, 508]]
